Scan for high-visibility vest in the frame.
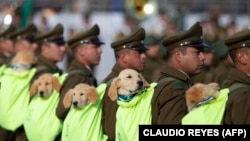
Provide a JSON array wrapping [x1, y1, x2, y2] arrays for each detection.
[[23, 73, 67, 141]]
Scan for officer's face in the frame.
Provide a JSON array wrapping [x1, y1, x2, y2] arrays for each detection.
[[125, 49, 146, 72], [178, 47, 205, 76], [1, 39, 14, 53], [43, 42, 65, 62], [245, 47, 250, 74], [14, 40, 32, 53], [81, 43, 102, 67]]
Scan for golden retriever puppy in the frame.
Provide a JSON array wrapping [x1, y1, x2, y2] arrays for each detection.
[[10, 49, 37, 72], [29, 73, 61, 98], [108, 69, 150, 101], [185, 82, 220, 111], [63, 83, 99, 109]]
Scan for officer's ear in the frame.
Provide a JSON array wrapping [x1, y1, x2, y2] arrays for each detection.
[[117, 49, 129, 62], [236, 49, 247, 65], [174, 48, 185, 62]]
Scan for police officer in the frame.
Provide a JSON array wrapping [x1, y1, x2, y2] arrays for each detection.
[[31, 23, 66, 82], [101, 28, 148, 141], [222, 28, 250, 124], [0, 25, 16, 66], [212, 39, 234, 86], [192, 39, 216, 84], [151, 22, 209, 124], [56, 24, 104, 119], [9, 24, 39, 54], [141, 34, 163, 83], [0, 24, 39, 141]]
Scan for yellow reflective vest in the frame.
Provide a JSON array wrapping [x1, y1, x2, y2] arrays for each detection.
[[61, 83, 108, 141], [23, 73, 67, 141]]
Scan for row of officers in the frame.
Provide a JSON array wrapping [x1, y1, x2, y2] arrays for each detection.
[[0, 20, 249, 141]]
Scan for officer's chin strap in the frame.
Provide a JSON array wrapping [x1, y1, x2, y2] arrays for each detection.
[[118, 87, 147, 102], [11, 64, 32, 70]]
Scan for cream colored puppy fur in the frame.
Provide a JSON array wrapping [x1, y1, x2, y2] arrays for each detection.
[[29, 73, 61, 98], [108, 68, 150, 101], [185, 82, 220, 111], [63, 83, 99, 109]]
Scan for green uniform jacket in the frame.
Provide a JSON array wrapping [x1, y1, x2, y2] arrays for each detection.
[[0, 52, 9, 66], [141, 57, 163, 83], [30, 54, 62, 84], [56, 59, 97, 119], [222, 68, 250, 124], [192, 66, 216, 84], [151, 64, 191, 124], [213, 59, 234, 86], [101, 63, 124, 141], [0, 52, 14, 68]]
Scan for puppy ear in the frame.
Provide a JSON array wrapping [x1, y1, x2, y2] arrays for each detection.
[[108, 77, 120, 101], [140, 74, 150, 88], [87, 87, 99, 104], [52, 76, 61, 93], [30, 80, 38, 97], [63, 89, 73, 108]]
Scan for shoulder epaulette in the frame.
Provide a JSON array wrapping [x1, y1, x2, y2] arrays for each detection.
[[228, 83, 250, 92], [36, 66, 51, 73], [172, 82, 184, 89], [157, 76, 185, 89], [67, 70, 86, 76]]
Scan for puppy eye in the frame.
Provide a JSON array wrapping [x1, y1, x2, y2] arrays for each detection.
[[45, 82, 49, 86], [80, 93, 85, 96], [127, 75, 132, 79], [73, 93, 75, 96]]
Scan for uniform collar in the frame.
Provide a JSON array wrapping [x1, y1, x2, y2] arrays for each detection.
[[161, 64, 190, 82], [38, 54, 61, 73]]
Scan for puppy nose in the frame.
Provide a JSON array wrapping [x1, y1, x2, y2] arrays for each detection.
[[137, 81, 143, 87], [39, 91, 44, 97], [73, 101, 78, 107]]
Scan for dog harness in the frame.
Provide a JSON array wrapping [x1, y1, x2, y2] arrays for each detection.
[[61, 83, 108, 141], [182, 83, 250, 124], [189, 96, 216, 111], [23, 73, 67, 141], [115, 82, 157, 141], [0, 67, 36, 131], [11, 64, 32, 70], [117, 87, 147, 102]]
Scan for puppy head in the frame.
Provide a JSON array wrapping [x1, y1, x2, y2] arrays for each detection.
[[11, 49, 37, 66], [63, 83, 99, 109], [185, 82, 220, 111], [29, 73, 61, 98], [108, 69, 150, 101]]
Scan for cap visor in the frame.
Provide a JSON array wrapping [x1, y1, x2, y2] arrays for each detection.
[[92, 41, 105, 45], [129, 44, 149, 51], [188, 42, 210, 48]]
